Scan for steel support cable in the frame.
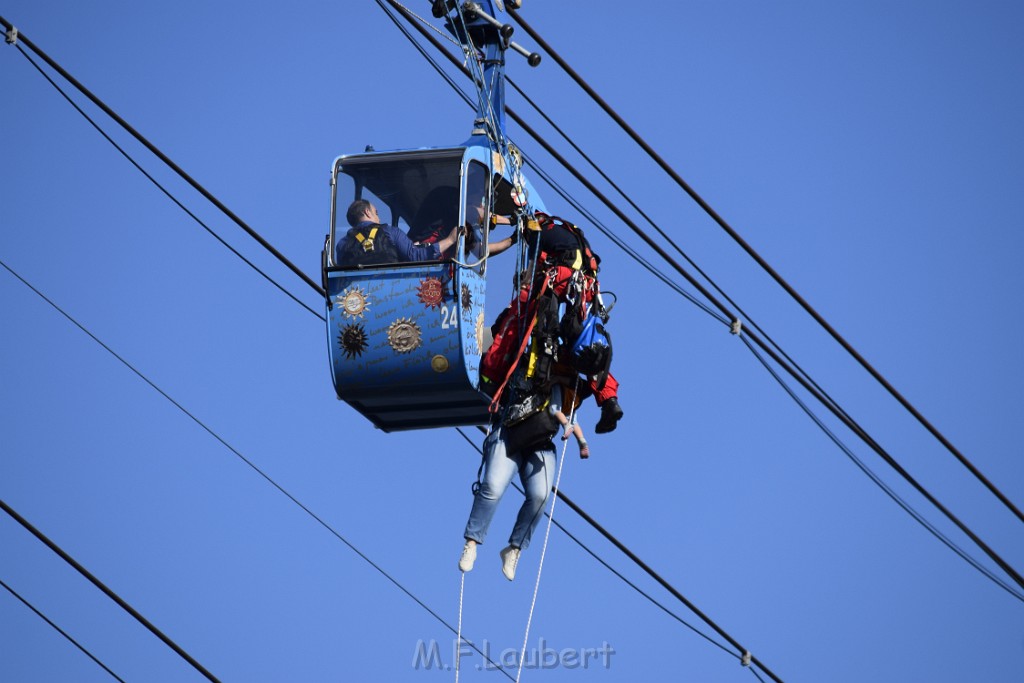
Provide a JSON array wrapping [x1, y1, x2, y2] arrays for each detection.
[[0, 576, 127, 683], [0, 258, 513, 680], [390, 5, 1024, 593], [0, 17, 324, 300], [505, 8, 1024, 528], [9, 42, 325, 322], [736, 337, 1024, 601], [0, 499, 221, 683], [733, 313, 1024, 591]]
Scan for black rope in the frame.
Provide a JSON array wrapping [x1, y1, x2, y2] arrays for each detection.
[[0, 498, 221, 683], [738, 334, 1024, 603], [505, 7, 1024, 528], [0, 576, 127, 683]]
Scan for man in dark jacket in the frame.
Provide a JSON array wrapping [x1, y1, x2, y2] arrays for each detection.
[[336, 199, 460, 267]]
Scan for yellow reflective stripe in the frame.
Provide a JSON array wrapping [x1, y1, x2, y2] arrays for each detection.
[[570, 249, 583, 270], [354, 227, 379, 243]]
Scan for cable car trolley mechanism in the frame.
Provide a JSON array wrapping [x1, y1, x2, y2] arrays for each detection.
[[322, 0, 543, 431]]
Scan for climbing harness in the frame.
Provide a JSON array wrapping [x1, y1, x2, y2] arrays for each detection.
[[355, 226, 379, 252]]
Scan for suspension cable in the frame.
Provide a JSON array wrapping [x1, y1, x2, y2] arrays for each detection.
[[0, 499, 221, 683], [737, 335, 1024, 603], [505, 7, 1024, 527]]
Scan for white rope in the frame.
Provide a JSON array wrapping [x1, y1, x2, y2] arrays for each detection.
[[455, 571, 466, 683], [513, 379, 579, 682]]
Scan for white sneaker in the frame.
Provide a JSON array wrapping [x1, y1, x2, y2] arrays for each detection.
[[459, 540, 477, 572], [500, 545, 521, 581]]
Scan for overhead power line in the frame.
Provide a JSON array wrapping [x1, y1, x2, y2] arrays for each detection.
[[505, 7, 1024, 528], [0, 498, 221, 683]]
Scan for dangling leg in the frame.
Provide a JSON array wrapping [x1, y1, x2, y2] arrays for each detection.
[[508, 446, 556, 551], [592, 373, 623, 434], [461, 429, 517, 571]]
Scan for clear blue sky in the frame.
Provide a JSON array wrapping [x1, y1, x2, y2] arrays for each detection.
[[2, 2, 1022, 681]]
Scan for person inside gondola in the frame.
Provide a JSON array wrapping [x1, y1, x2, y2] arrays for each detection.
[[409, 188, 518, 260], [336, 199, 461, 267]]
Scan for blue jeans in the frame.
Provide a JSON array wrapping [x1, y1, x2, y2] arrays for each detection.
[[463, 427, 556, 550]]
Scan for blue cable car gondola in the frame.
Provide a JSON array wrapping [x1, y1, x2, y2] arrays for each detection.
[[322, 2, 543, 431]]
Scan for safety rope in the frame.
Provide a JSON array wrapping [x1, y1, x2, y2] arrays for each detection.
[[513, 377, 579, 683], [455, 571, 466, 683]]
